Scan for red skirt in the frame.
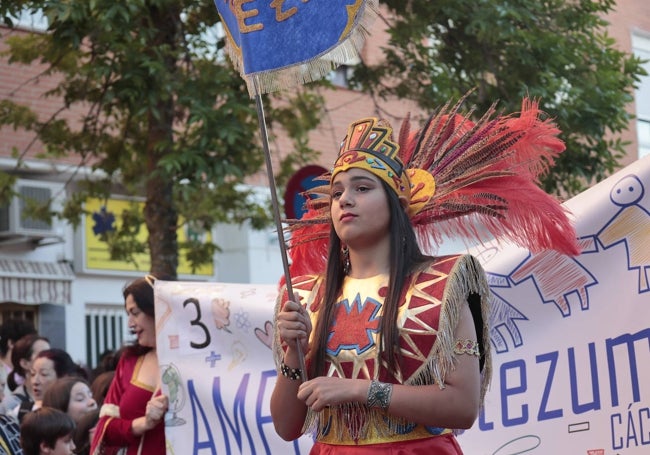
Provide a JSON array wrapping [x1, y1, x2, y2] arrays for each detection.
[[309, 433, 463, 454]]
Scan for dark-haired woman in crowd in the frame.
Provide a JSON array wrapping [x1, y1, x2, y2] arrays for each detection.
[[0, 319, 36, 394], [90, 275, 170, 454], [30, 349, 86, 414], [1, 335, 50, 420], [89, 371, 115, 409]]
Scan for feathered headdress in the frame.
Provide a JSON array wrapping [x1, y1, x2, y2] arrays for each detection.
[[285, 95, 580, 277]]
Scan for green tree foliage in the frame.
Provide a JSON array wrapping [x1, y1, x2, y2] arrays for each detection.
[[355, 0, 646, 195], [0, 0, 322, 276], [1, 1, 646, 276]]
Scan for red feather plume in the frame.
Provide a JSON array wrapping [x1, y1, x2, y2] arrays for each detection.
[[283, 95, 580, 279]]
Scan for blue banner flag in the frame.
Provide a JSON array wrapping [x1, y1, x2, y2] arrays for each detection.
[[214, 0, 377, 96]]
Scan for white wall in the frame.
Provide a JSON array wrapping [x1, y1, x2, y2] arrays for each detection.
[[213, 222, 283, 285]]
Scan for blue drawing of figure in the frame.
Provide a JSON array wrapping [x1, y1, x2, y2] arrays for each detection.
[[593, 175, 650, 293], [92, 205, 116, 236], [486, 272, 528, 354]]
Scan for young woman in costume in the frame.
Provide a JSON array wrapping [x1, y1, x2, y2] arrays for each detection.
[[271, 98, 579, 454]]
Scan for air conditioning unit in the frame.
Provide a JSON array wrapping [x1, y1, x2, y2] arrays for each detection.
[[0, 179, 62, 241]]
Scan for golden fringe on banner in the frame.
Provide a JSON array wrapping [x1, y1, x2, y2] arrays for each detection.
[[223, 0, 379, 97]]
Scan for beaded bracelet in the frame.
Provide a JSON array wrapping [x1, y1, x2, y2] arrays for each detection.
[[280, 362, 302, 381], [454, 339, 480, 357], [367, 380, 393, 409]]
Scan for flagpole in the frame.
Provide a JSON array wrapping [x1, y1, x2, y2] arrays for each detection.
[[252, 75, 307, 382]]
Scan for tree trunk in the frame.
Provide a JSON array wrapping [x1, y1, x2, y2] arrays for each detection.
[[145, 158, 178, 278], [144, 3, 180, 278]]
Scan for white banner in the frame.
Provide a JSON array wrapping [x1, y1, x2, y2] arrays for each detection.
[[156, 156, 650, 454], [154, 282, 313, 454], [459, 156, 650, 455]]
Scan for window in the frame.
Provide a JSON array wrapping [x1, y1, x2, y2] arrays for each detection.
[[85, 304, 130, 369], [632, 34, 650, 159], [0, 305, 37, 326]]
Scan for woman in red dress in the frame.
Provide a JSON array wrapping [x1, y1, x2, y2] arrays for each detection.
[[90, 275, 170, 455]]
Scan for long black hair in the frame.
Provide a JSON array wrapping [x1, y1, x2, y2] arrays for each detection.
[[308, 179, 431, 378]]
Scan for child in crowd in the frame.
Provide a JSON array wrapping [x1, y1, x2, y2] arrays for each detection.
[[42, 377, 97, 424], [20, 407, 75, 455]]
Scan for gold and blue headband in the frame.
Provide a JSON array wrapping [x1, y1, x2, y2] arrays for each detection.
[[332, 117, 410, 200], [331, 117, 435, 216]]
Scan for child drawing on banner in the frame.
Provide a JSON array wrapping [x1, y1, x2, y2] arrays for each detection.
[[211, 298, 233, 333], [587, 175, 650, 293], [271, 97, 580, 454], [161, 363, 186, 427], [508, 251, 597, 317]]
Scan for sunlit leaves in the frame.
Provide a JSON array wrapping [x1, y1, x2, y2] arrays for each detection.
[[358, 0, 646, 196]]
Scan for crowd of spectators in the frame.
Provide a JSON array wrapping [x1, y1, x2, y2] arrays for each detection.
[[0, 318, 121, 455]]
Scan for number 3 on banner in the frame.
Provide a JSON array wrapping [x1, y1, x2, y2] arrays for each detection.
[[183, 298, 211, 349]]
